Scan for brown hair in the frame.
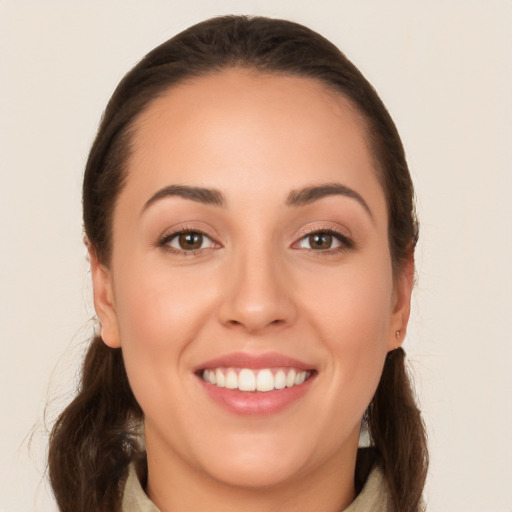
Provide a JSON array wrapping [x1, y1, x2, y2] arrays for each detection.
[[49, 15, 427, 511]]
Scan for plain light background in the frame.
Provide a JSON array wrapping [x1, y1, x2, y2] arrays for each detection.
[[1, 1, 511, 511]]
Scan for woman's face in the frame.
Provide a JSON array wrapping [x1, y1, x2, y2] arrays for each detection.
[[92, 69, 411, 491]]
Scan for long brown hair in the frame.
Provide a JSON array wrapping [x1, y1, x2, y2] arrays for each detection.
[[49, 15, 427, 511]]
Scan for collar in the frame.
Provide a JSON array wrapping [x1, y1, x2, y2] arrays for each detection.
[[121, 461, 389, 512]]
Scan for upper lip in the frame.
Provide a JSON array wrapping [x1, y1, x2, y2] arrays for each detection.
[[195, 351, 315, 372]]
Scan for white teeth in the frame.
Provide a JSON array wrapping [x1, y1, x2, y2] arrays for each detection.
[[286, 369, 296, 388], [295, 371, 307, 385], [225, 369, 238, 389], [202, 368, 311, 392], [274, 370, 287, 389], [215, 368, 225, 388], [238, 369, 256, 391], [256, 369, 274, 392]]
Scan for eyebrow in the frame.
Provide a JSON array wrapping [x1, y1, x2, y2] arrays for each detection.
[[141, 185, 226, 214], [287, 183, 373, 220], [141, 182, 373, 219]]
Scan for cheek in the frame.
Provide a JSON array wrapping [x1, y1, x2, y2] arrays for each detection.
[[111, 261, 219, 401], [114, 259, 216, 345], [301, 257, 393, 345], [299, 258, 393, 406]]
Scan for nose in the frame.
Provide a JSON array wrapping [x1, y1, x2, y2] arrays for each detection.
[[218, 248, 298, 334]]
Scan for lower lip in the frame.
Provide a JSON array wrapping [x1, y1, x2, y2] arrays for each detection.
[[197, 373, 316, 416]]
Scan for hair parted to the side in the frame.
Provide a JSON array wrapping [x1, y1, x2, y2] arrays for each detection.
[[49, 15, 427, 512]]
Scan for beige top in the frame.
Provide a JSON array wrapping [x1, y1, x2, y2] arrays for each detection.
[[121, 463, 389, 512]]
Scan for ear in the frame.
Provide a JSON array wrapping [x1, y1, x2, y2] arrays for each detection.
[[387, 254, 414, 352], [87, 240, 122, 348]]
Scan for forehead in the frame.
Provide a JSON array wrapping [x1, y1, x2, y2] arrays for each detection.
[[124, 68, 386, 219]]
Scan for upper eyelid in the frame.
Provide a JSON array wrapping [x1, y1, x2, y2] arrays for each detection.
[[158, 229, 219, 256], [158, 224, 221, 244], [162, 230, 214, 243], [293, 223, 352, 240], [291, 224, 354, 251], [296, 230, 351, 245], [155, 222, 353, 249]]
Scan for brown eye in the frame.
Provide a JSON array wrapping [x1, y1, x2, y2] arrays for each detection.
[[295, 231, 347, 252], [308, 233, 333, 250], [163, 231, 215, 252], [178, 232, 204, 250]]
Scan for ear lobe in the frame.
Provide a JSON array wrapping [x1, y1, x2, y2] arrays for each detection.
[[87, 241, 121, 349], [387, 254, 415, 352]]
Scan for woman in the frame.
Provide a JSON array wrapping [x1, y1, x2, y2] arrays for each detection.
[[49, 15, 427, 512]]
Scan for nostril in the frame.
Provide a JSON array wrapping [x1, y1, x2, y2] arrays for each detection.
[[218, 279, 298, 332], [225, 317, 286, 330]]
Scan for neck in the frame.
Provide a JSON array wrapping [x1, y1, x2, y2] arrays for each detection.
[[145, 432, 360, 512]]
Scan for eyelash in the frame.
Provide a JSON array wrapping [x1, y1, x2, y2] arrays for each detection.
[[157, 226, 353, 256], [293, 227, 354, 255], [158, 227, 219, 256]]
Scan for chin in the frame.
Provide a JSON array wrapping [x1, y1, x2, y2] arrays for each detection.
[[190, 425, 336, 491], [201, 454, 307, 489]]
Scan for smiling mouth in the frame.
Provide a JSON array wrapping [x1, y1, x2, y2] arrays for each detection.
[[199, 367, 314, 392]]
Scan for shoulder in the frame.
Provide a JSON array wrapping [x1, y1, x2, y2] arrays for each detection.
[[121, 463, 160, 512], [120, 454, 390, 512], [344, 463, 390, 512]]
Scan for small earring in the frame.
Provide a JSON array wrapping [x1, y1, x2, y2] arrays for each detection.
[[93, 316, 102, 338], [393, 330, 401, 350]]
